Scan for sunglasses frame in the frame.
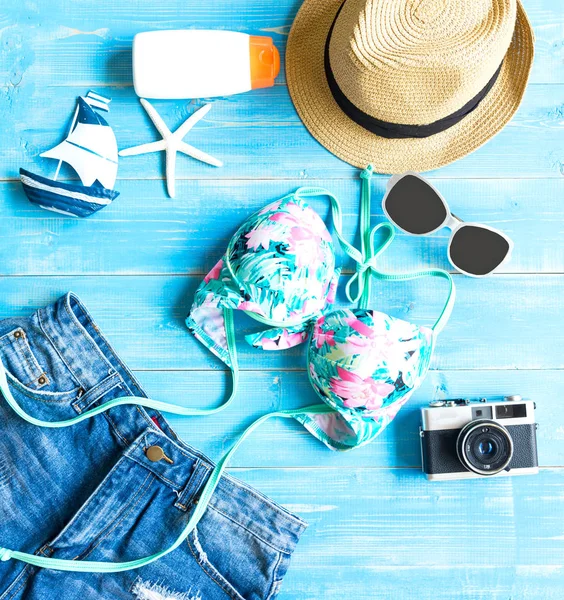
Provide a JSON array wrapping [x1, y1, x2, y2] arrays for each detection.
[[382, 172, 514, 278]]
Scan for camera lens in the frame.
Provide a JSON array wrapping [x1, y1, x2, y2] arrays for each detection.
[[456, 420, 513, 476], [478, 440, 495, 457]]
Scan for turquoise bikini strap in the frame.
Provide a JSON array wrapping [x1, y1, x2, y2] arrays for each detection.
[[0, 355, 239, 431], [0, 325, 331, 573], [292, 185, 366, 269], [346, 166, 455, 334], [0, 388, 332, 572], [0, 307, 239, 430], [364, 266, 455, 335]]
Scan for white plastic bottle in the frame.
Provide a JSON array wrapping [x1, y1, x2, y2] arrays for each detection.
[[132, 30, 280, 99]]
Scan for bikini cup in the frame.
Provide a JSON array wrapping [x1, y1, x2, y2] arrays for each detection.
[[187, 191, 341, 371], [0, 166, 454, 572]]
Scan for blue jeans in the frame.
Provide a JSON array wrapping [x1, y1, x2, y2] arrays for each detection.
[[0, 293, 306, 600]]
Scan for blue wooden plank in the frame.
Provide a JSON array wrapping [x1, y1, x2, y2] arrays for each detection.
[[0, 275, 560, 370], [1, 0, 562, 86], [231, 467, 564, 599], [2, 177, 563, 275], [1, 0, 563, 596], [133, 369, 562, 469], [3, 83, 564, 181]]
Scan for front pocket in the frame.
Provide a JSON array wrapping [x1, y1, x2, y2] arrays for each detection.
[[0, 328, 49, 390], [187, 504, 283, 600], [0, 326, 83, 416], [4, 370, 81, 404]]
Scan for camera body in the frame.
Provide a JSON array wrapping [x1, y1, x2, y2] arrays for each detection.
[[420, 396, 539, 481]]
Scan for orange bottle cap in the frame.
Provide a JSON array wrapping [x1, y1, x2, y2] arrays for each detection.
[[249, 36, 280, 90]]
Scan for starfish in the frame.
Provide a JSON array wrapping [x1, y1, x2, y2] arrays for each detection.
[[119, 99, 222, 198]]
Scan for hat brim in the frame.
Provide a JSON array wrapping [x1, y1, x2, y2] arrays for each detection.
[[286, 0, 534, 173]]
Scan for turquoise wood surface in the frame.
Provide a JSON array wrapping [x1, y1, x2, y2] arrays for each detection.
[[1, 0, 563, 598]]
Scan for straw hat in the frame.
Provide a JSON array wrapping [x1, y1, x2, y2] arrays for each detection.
[[286, 0, 534, 172]]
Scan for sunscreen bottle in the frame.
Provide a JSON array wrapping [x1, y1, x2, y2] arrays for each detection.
[[132, 30, 280, 99]]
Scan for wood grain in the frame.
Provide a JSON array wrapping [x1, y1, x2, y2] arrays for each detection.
[[1, 0, 563, 86], [1, 0, 563, 596], [1, 177, 563, 275], [3, 83, 564, 181], [136, 369, 563, 469], [0, 276, 560, 370], [235, 467, 564, 599]]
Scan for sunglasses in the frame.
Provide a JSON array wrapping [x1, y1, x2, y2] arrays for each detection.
[[382, 172, 513, 277]]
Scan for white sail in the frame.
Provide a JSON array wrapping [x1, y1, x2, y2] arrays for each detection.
[[41, 141, 118, 189], [67, 122, 118, 162], [40, 95, 118, 190]]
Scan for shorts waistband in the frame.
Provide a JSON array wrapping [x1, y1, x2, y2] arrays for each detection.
[[30, 293, 306, 554]]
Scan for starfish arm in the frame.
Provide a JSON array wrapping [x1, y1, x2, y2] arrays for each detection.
[[140, 98, 173, 140], [119, 140, 167, 156], [177, 141, 223, 167], [173, 103, 213, 140], [165, 147, 177, 198]]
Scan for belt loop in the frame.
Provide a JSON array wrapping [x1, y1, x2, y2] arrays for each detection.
[[174, 459, 211, 512], [71, 371, 122, 414]]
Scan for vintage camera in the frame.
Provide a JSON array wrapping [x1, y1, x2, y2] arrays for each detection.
[[420, 396, 539, 481]]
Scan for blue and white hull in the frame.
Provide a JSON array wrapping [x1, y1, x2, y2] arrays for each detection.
[[19, 168, 119, 218]]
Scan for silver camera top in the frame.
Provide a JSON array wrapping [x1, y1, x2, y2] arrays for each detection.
[[427, 395, 523, 409], [421, 396, 536, 433]]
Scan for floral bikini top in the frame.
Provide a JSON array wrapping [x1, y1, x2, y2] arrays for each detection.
[[0, 166, 455, 573], [187, 166, 455, 450]]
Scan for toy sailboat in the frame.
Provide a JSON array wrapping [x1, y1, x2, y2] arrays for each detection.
[[20, 91, 119, 218]]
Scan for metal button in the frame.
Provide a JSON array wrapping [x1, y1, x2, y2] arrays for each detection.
[[13, 330, 23, 339], [38, 376, 47, 385], [146, 445, 173, 464]]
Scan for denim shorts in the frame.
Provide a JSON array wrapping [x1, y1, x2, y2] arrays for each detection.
[[0, 293, 306, 600]]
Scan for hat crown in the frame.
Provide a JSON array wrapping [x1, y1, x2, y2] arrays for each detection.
[[329, 0, 517, 125]]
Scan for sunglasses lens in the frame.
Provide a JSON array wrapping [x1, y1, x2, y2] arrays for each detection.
[[450, 226, 510, 276], [384, 175, 448, 234]]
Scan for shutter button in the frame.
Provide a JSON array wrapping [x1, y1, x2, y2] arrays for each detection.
[[146, 445, 174, 464]]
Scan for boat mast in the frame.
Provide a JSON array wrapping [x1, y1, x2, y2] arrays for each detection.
[[53, 102, 80, 181]]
